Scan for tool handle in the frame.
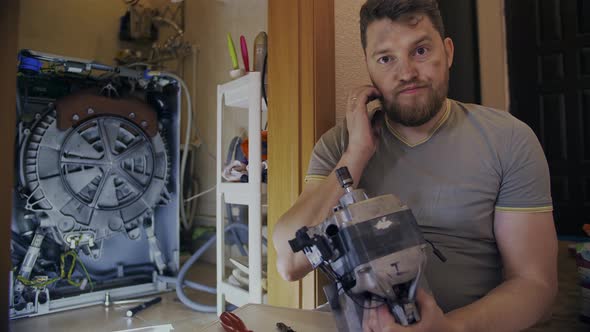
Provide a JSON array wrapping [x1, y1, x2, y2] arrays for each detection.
[[335, 167, 353, 190], [126, 296, 162, 317]]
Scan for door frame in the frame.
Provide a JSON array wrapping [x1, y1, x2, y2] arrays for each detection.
[[0, 0, 19, 329], [267, 0, 335, 309], [476, 0, 509, 111]]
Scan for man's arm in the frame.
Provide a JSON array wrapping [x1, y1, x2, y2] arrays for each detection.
[[446, 210, 558, 332], [362, 211, 557, 332], [272, 151, 372, 281], [272, 85, 382, 282]]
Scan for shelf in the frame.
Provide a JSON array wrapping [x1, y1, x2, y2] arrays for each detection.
[[216, 70, 266, 314], [219, 281, 267, 308], [219, 281, 249, 307], [218, 182, 266, 205], [218, 72, 267, 111]]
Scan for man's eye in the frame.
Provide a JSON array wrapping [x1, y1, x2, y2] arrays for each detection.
[[415, 47, 429, 56], [377, 56, 392, 64]]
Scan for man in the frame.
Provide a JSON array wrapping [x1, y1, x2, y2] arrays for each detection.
[[272, 0, 558, 331]]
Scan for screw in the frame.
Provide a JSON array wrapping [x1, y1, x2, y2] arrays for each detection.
[[72, 114, 80, 121], [87, 108, 95, 115], [129, 113, 136, 119], [59, 220, 72, 231], [34, 113, 41, 120], [141, 121, 148, 128]]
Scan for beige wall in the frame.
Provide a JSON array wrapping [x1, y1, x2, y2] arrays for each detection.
[[18, 0, 127, 64], [184, 0, 268, 218], [335, 0, 371, 122], [334, 0, 510, 119]]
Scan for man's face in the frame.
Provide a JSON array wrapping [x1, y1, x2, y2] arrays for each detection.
[[364, 16, 454, 127]]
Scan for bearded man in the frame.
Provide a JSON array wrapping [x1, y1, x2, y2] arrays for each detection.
[[272, 1, 557, 331]]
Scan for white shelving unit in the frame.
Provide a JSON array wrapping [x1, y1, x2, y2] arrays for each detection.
[[216, 72, 266, 314]]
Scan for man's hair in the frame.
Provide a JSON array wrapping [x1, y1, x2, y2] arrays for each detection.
[[360, 0, 445, 49]]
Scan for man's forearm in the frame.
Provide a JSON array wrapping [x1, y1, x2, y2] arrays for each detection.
[[272, 174, 343, 281], [273, 151, 372, 281], [447, 276, 557, 332]]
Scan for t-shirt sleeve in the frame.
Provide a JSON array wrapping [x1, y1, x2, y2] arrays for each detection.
[[495, 119, 553, 212], [305, 124, 347, 183]]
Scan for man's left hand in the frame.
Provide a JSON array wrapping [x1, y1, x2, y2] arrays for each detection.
[[362, 289, 463, 332]]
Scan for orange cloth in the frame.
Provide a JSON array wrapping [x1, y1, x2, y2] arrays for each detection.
[[240, 130, 268, 161]]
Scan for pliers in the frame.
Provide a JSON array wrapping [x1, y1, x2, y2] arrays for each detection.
[[276, 322, 296, 332], [220, 311, 253, 332]]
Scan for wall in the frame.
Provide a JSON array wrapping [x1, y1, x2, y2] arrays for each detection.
[[335, 0, 371, 122], [183, 0, 268, 219], [18, 0, 128, 64], [334, 0, 510, 120]]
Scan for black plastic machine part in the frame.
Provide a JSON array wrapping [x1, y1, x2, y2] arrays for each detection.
[[288, 226, 333, 262], [288, 166, 354, 257], [336, 167, 353, 190]]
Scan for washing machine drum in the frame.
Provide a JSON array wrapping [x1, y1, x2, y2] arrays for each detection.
[[19, 95, 171, 248]]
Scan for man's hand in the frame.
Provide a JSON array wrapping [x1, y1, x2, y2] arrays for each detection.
[[362, 289, 463, 332], [273, 86, 382, 282], [346, 85, 382, 161]]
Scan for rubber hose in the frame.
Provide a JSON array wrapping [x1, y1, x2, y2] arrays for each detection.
[[173, 223, 250, 312]]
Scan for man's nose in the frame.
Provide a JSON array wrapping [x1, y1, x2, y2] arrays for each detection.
[[397, 59, 418, 82]]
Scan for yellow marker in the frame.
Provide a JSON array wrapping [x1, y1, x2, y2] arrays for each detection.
[[227, 33, 239, 70]]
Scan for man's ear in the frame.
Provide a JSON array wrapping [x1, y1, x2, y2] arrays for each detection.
[[443, 37, 454, 69]]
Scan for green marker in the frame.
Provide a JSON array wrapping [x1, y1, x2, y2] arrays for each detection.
[[227, 33, 239, 70]]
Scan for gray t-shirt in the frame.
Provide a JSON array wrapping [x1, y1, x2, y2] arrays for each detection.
[[306, 99, 553, 312]]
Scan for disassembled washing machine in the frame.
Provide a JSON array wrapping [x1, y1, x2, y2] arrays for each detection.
[[10, 50, 180, 318]]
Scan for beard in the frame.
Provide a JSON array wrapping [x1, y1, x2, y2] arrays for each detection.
[[379, 76, 448, 127]]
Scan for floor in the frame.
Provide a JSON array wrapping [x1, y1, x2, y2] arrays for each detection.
[[10, 242, 590, 332]]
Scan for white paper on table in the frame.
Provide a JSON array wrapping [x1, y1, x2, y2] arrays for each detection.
[[112, 324, 174, 332]]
